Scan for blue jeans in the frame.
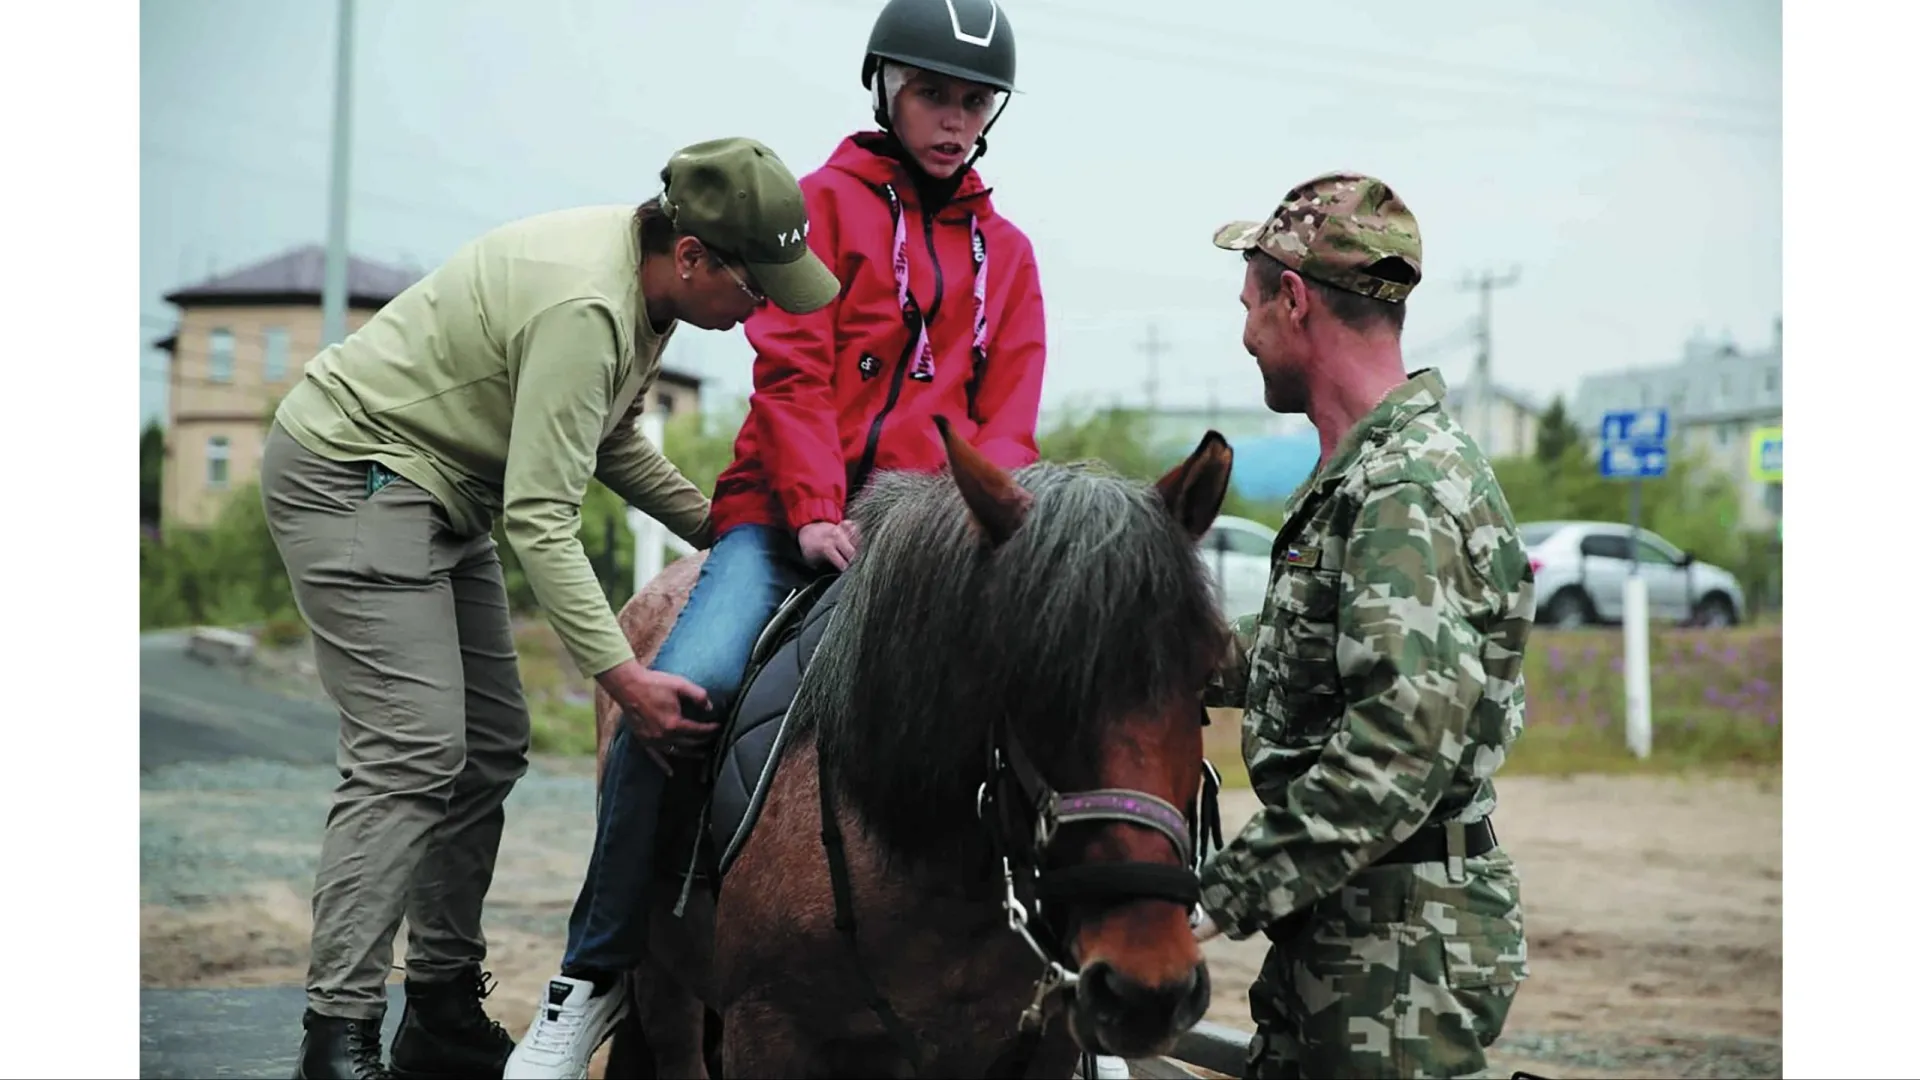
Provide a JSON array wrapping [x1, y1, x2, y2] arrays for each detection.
[[562, 523, 813, 977]]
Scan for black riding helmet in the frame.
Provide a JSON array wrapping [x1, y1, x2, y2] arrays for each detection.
[[861, 0, 1017, 165]]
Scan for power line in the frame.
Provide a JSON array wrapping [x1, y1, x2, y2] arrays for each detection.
[[804, 0, 1778, 138], [1025, 0, 1779, 119], [1405, 319, 1481, 364]]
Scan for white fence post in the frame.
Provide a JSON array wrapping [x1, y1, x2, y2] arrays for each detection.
[[1622, 575, 1653, 759], [627, 409, 695, 597]]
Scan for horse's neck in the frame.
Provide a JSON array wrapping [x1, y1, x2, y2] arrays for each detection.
[[828, 761, 1001, 900]]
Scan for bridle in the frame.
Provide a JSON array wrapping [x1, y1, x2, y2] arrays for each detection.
[[975, 707, 1224, 1078], [815, 701, 1223, 1080]]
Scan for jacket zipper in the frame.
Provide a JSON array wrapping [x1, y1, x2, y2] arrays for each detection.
[[849, 198, 947, 498]]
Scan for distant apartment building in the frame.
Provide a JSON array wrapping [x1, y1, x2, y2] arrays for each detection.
[[1125, 376, 1542, 464], [1444, 377, 1542, 461], [1571, 319, 1782, 529], [150, 244, 703, 530]]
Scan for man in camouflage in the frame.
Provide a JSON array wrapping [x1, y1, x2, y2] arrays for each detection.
[[1190, 172, 1537, 1079]]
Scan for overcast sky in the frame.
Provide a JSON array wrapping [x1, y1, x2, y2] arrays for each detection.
[[138, 0, 1781, 428]]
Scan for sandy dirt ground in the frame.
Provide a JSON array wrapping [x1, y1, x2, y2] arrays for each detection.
[[1199, 776, 1782, 1078], [141, 759, 1780, 1079]]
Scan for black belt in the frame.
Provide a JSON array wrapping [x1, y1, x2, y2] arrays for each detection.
[[1260, 817, 1499, 946], [1375, 816, 1497, 866]]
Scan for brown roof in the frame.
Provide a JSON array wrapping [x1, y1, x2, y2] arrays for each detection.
[[162, 244, 421, 308], [155, 243, 705, 389]]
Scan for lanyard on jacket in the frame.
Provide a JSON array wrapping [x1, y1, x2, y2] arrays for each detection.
[[880, 182, 990, 410]]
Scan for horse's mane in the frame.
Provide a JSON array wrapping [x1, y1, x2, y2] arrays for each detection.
[[789, 459, 1229, 864]]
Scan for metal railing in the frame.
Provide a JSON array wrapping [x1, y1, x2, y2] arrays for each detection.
[[1068, 1021, 1251, 1079]]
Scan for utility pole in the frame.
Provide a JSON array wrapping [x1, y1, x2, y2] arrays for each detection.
[[1459, 266, 1520, 453], [321, 0, 356, 349], [1138, 323, 1169, 414]]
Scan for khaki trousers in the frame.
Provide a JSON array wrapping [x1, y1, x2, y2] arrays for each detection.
[[259, 421, 531, 1020]]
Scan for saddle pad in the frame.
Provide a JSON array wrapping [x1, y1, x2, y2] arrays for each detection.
[[709, 572, 847, 878]]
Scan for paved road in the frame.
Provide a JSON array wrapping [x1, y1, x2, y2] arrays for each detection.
[[140, 631, 339, 771], [141, 630, 347, 1079], [141, 984, 407, 1080]]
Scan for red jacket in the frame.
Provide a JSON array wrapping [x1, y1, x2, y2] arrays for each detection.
[[709, 132, 1048, 537]]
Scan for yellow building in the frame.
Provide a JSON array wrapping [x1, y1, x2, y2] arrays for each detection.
[[151, 244, 703, 529]]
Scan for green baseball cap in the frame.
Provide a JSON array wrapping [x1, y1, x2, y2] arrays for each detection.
[[658, 137, 839, 315], [1213, 172, 1423, 303]]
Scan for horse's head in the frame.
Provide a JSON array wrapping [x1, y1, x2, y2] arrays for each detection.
[[935, 416, 1233, 1060]]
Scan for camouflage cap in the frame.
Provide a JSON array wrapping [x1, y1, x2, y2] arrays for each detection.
[[1213, 172, 1422, 303]]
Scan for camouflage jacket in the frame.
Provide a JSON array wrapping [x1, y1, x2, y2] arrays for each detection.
[[1196, 368, 1536, 941]]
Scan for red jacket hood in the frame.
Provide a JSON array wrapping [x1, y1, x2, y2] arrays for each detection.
[[822, 132, 999, 219]]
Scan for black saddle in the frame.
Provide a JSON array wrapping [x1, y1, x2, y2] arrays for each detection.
[[657, 569, 847, 913]]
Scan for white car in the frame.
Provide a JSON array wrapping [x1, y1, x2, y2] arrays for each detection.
[[1198, 514, 1280, 621], [1518, 519, 1746, 629]]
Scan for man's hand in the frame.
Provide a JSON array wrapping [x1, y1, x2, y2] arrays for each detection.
[[1191, 910, 1224, 944], [798, 520, 859, 570], [596, 659, 720, 770]]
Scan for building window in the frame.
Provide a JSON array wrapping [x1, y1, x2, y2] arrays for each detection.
[[264, 327, 289, 382], [1764, 367, 1778, 393], [657, 392, 677, 414], [208, 328, 235, 383], [206, 435, 230, 489]]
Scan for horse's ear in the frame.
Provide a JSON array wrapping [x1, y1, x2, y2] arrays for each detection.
[[1156, 429, 1234, 541], [935, 414, 1032, 548]]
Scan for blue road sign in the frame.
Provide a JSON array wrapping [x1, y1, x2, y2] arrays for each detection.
[[1600, 441, 1669, 478], [1600, 407, 1669, 444], [1599, 408, 1669, 480]]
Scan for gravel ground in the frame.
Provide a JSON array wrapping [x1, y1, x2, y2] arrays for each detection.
[[140, 756, 1781, 1080], [139, 631, 1779, 1079]]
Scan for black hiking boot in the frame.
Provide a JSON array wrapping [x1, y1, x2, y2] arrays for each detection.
[[292, 1009, 392, 1079], [387, 966, 516, 1080]]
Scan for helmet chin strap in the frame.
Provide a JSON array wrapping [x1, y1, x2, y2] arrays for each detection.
[[963, 94, 1010, 169]]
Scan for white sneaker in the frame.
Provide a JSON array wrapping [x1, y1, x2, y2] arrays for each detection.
[[1094, 1054, 1130, 1079], [503, 974, 629, 1079]]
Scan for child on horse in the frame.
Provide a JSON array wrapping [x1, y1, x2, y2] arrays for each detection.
[[508, 1, 1051, 1076]]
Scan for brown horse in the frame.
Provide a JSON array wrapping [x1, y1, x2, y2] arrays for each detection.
[[588, 419, 1235, 1079]]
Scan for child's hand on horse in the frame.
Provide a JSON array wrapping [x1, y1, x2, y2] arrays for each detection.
[[798, 520, 860, 570]]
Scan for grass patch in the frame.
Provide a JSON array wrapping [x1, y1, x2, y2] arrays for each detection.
[[1200, 623, 1782, 784], [531, 701, 599, 756], [512, 618, 600, 756], [1516, 622, 1780, 775]]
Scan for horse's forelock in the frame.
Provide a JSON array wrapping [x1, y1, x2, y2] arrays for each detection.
[[793, 461, 1229, 861]]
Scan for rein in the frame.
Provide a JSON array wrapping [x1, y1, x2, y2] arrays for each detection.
[[814, 706, 1225, 1079]]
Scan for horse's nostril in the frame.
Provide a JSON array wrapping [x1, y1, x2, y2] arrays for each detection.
[[1083, 961, 1197, 1014], [1081, 961, 1122, 1006]]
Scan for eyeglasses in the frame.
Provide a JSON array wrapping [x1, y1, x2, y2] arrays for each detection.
[[711, 254, 765, 304]]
